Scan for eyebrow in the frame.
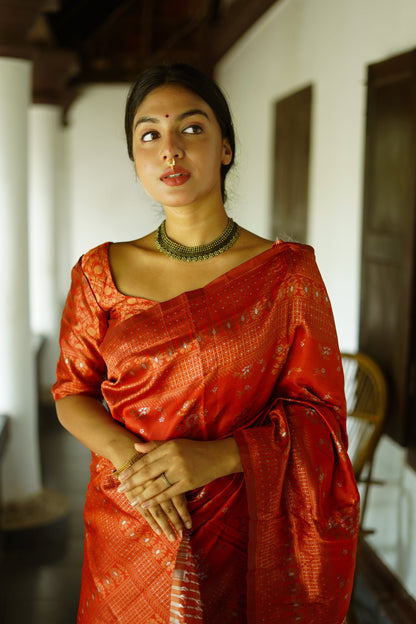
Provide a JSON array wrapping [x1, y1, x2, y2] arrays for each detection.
[[134, 108, 209, 131]]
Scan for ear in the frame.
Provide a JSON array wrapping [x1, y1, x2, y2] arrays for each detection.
[[221, 138, 233, 166]]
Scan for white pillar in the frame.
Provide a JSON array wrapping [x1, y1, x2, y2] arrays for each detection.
[[29, 104, 61, 394], [0, 57, 42, 502]]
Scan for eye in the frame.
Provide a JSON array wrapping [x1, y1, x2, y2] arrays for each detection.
[[183, 124, 203, 135], [141, 130, 160, 142]]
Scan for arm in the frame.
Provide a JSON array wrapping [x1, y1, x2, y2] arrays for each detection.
[[53, 258, 190, 540], [52, 259, 131, 463], [56, 394, 140, 468], [56, 394, 192, 540]]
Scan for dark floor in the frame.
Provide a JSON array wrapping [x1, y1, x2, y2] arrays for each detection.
[[0, 404, 409, 624], [0, 404, 90, 624]]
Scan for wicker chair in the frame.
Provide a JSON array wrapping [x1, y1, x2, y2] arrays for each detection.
[[341, 352, 387, 531]]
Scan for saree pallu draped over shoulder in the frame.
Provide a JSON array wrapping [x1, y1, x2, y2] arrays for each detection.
[[52, 241, 360, 624]]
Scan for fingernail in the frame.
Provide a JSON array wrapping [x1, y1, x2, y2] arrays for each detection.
[[185, 521, 192, 529], [169, 534, 175, 542], [155, 528, 161, 536], [119, 469, 132, 481], [117, 485, 127, 493], [142, 501, 150, 509]]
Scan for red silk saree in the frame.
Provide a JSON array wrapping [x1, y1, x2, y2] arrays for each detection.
[[52, 241, 359, 623]]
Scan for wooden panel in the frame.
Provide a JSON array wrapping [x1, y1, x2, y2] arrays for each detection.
[[365, 80, 414, 235], [272, 85, 312, 243], [360, 263, 409, 429], [360, 49, 416, 446]]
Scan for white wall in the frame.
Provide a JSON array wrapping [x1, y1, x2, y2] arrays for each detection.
[[58, 84, 159, 300], [215, 0, 416, 601]]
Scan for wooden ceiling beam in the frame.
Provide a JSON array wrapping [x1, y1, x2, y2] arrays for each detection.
[[28, 0, 281, 87], [211, 0, 281, 62], [139, 0, 155, 59], [32, 47, 79, 105], [0, 0, 47, 59]]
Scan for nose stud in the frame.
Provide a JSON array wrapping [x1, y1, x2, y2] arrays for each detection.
[[167, 157, 175, 171]]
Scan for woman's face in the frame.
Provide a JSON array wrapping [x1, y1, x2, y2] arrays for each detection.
[[131, 84, 232, 209]]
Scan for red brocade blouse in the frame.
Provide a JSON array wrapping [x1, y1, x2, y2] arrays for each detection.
[[52, 241, 359, 624]]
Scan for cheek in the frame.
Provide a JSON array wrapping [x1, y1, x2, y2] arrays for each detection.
[[133, 155, 152, 181], [132, 142, 148, 173]]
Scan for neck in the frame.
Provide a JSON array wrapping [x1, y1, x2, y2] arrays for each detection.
[[162, 203, 229, 247]]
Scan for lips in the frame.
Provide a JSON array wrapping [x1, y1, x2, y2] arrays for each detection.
[[160, 166, 191, 186]]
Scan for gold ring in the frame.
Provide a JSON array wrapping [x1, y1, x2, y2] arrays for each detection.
[[161, 472, 172, 488]]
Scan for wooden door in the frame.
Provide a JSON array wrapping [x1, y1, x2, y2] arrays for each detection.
[[359, 49, 416, 448], [271, 85, 312, 243]]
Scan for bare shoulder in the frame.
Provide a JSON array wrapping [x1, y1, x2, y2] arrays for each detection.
[[236, 227, 275, 259], [108, 233, 156, 290], [109, 232, 154, 259]]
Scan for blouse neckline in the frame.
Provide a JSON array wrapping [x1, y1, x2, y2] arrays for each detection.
[[102, 240, 282, 306]]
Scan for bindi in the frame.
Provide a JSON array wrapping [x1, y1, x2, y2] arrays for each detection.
[[165, 114, 169, 118]]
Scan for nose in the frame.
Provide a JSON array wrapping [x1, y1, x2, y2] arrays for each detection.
[[163, 151, 179, 163], [161, 133, 183, 163]]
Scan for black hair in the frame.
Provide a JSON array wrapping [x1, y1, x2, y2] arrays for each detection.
[[124, 63, 235, 202]]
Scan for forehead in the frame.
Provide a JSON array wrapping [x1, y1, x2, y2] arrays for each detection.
[[134, 84, 213, 119]]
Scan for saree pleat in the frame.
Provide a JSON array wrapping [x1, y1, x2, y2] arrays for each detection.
[[53, 241, 359, 623]]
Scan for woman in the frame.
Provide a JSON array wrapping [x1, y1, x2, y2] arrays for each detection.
[[52, 63, 359, 624]]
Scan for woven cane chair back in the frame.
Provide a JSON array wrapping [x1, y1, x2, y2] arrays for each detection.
[[341, 352, 387, 479]]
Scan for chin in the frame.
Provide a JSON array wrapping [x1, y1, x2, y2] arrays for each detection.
[[158, 192, 200, 209]]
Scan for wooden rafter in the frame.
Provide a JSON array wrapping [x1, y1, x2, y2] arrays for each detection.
[[210, 0, 281, 62]]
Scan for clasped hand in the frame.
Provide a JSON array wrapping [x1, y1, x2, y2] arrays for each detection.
[[116, 437, 239, 542]]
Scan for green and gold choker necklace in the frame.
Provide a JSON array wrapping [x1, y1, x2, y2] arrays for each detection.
[[155, 218, 240, 262]]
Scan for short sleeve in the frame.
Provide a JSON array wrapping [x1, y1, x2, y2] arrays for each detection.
[[52, 258, 109, 401]]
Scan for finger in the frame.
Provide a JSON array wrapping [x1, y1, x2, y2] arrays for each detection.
[[172, 495, 192, 530], [137, 507, 164, 537], [116, 443, 165, 484], [131, 439, 179, 481], [119, 479, 148, 498], [134, 492, 186, 540], [131, 474, 176, 507], [125, 487, 167, 535], [122, 474, 166, 500], [131, 497, 177, 541], [146, 504, 177, 542], [159, 499, 184, 536], [119, 455, 168, 486], [134, 440, 163, 454], [125, 483, 179, 542]]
